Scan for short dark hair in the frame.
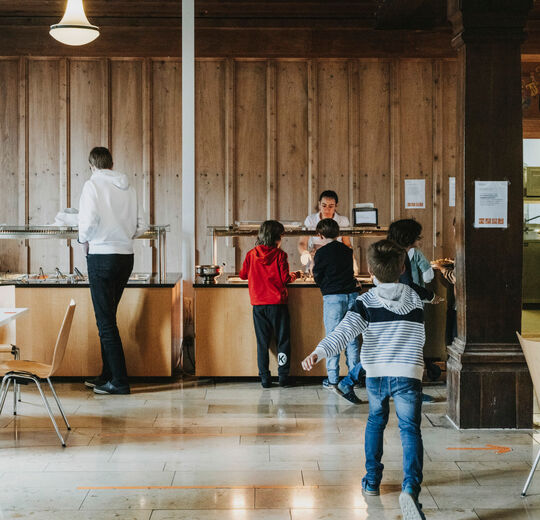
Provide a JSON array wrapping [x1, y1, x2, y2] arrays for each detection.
[[319, 190, 339, 204], [89, 147, 113, 170], [316, 218, 339, 239], [367, 240, 406, 283], [387, 219, 422, 248], [256, 220, 285, 247]]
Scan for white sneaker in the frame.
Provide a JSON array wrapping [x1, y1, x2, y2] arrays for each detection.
[[399, 491, 426, 520]]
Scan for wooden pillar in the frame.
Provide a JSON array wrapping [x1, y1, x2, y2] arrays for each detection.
[[447, 0, 533, 428]]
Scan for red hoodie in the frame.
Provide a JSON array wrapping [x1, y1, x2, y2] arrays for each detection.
[[239, 245, 298, 305]]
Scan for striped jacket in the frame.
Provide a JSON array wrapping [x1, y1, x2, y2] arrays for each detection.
[[313, 283, 425, 380]]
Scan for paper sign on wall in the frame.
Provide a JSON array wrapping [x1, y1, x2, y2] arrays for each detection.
[[449, 177, 456, 207], [404, 179, 426, 209], [474, 181, 508, 228]]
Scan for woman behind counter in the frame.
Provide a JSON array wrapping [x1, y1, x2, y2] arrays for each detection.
[[297, 190, 352, 270]]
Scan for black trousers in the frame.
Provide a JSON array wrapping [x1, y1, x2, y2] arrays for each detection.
[[252, 304, 291, 378], [87, 253, 134, 387]]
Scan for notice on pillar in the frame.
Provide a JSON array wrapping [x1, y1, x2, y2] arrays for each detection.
[[404, 179, 426, 209], [474, 181, 508, 228], [449, 177, 456, 207]]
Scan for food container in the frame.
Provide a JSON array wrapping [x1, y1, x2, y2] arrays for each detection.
[[195, 265, 223, 284]]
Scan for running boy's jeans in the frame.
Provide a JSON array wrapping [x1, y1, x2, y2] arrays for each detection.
[[252, 304, 291, 378], [322, 293, 360, 384], [363, 377, 423, 499]]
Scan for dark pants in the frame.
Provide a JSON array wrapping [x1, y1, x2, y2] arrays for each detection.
[[252, 304, 291, 379], [87, 253, 134, 387]]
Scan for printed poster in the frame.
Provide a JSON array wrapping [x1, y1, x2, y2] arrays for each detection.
[[449, 177, 456, 207], [474, 181, 508, 228], [404, 179, 426, 209]]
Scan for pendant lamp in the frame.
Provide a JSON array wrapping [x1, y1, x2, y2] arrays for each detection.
[[50, 0, 99, 46]]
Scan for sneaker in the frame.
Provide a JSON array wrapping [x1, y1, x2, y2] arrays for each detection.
[[84, 377, 107, 389], [322, 378, 338, 391], [337, 389, 362, 405], [278, 376, 295, 388], [362, 482, 380, 496], [93, 381, 131, 395], [421, 393, 435, 403], [261, 379, 272, 389], [399, 491, 426, 520]]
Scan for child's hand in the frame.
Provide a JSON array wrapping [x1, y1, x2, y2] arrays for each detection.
[[431, 294, 445, 304], [302, 352, 319, 371]]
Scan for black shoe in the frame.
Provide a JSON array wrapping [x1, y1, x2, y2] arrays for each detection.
[[93, 381, 131, 395], [261, 379, 272, 389], [338, 389, 362, 405], [84, 377, 107, 389], [278, 376, 295, 388]]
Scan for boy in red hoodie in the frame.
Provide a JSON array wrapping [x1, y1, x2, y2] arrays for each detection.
[[239, 220, 302, 388]]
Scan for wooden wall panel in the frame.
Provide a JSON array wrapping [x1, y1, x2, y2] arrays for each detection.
[[28, 58, 68, 273], [69, 59, 108, 273], [234, 61, 268, 265], [399, 60, 434, 257], [153, 59, 182, 272], [356, 60, 392, 273], [0, 59, 22, 272], [110, 59, 151, 273], [276, 60, 309, 269], [195, 60, 226, 266]]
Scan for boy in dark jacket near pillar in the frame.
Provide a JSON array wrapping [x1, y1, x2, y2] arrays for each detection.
[[239, 220, 302, 388]]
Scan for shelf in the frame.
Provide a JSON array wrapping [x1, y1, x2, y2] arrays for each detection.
[[208, 225, 388, 238]]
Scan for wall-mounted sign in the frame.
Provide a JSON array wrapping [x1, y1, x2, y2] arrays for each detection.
[[404, 179, 425, 209], [449, 177, 456, 207], [474, 181, 508, 228]]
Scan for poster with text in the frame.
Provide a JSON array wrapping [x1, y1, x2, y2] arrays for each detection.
[[404, 179, 426, 209], [449, 177, 456, 207], [474, 181, 508, 228]]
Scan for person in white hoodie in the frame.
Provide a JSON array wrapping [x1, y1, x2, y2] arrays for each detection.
[[78, 147, 143, 395], [302, 240, 427, 520]]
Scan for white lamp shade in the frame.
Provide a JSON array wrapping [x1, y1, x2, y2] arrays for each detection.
[[50, 0, 99, 46]]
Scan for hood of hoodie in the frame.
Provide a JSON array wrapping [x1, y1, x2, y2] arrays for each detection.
[[373, 283, 417, 314], [253, 245, 281, 265], [91, 169, 130, 190]]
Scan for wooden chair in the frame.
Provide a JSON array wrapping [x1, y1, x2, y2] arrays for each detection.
[[516, 332, 540, 496], [0, 343, 20, 404], [0, 300, 76, 447]]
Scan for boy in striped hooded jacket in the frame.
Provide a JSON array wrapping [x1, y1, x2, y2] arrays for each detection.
[[302, 239, 427, 520]]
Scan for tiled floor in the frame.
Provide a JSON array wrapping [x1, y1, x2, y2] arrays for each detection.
[[0, 379, 538, 519]]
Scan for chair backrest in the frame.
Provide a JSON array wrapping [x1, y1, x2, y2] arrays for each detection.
[[48, 299, 76, 377], [516, 332, 540, 404]]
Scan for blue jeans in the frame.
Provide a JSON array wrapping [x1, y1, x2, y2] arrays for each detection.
[[363, 377, 423, 498], [323, 293, 360, 384], [338, 361, 365, 394]]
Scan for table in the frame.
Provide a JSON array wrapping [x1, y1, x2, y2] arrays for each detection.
[[0, 308, 28, 327]]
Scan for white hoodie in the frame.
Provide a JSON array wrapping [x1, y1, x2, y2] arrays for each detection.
[[78, 169, 144, 254]]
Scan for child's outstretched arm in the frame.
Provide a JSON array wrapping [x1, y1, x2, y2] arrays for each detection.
[[302, 302, 368, 371]]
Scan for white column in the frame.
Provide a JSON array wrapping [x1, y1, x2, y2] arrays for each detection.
[[182, 0, 195, 282]]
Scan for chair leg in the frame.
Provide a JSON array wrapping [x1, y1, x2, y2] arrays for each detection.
[[47, 378, 70, 430], [13, 378, 17, 415], [0, 377, 12, 415], [11, 345, 21, 402], [33, 378, 65, 447], [522, 446, 540, 497]]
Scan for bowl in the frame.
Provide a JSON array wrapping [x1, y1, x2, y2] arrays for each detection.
[[195, 265, 223, 284]]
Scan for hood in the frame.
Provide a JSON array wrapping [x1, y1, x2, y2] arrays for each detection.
[[91, 169, 130, 190], [374, 283, 417, 314], [253, 245, 281, 265]]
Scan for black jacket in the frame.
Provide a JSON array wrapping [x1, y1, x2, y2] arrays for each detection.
[[400, 255, 434, 301], [313, 241, 358, 296]]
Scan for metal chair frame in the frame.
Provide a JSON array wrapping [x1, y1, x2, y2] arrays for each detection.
[[0, 371, 70, 446]]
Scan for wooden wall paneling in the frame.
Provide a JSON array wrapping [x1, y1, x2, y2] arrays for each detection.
[[110, 59, 150, 273], [195, 59, 226, 266], [317, 60, 351, 218], [18, 57, 29, 273], [142, 58, 153, 271], [0, 59, 21, 272], [308, 59, 319, 217], [267, 60, 277, 219], [357, 60, 392, 273], [432, 59, 443, 260], [27, 58, 68, 273], [390, 60, 401, 223], [69, 59, 108, 274], [442, 59, 458, 259], [153, 59, 182, 273], [399, 60, 434, 258], [276, 60, 309, 270], [234, 60, 268, 268]]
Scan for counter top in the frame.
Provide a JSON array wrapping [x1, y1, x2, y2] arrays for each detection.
[[194, 276, 373, 288], [0, 273, 182, 288]]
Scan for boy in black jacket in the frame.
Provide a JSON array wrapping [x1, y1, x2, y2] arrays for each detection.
[[313, 219, 362, 403]]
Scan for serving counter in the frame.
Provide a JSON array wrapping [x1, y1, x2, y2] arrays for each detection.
[[0, 274, 181, 377]]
